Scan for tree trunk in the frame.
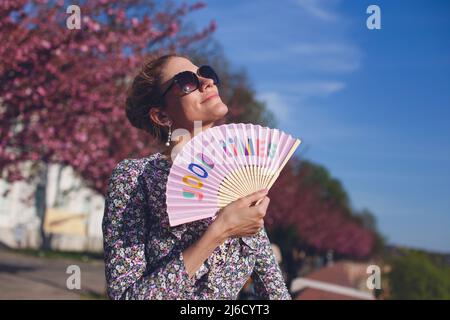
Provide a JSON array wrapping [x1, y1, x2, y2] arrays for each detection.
[[36, 162, 52, 250], [53, 164, 63, 207]]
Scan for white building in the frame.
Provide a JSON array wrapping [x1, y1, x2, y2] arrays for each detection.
[[0, 162, 104, 252]]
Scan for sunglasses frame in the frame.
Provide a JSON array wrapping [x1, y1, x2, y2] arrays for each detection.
[[160, 65, 219, 98]]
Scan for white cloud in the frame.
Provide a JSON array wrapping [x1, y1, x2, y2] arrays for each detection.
[[254, 87, 373, 149], [256, 92, 292, 123], [287, 81, 346, 97], [261, 81, 346, 102], [295, 0, 340, 22], [289, 42, 361, 72], [290, 43, 358, 55], [255, 83, 349, 139], [231, 41, 361, 72]]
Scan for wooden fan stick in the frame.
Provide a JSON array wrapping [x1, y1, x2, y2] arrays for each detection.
[[218, 170, 255, 204], [217, 189, 241, 202], [262, 130, 281, 192], [259, 131, 285, 191], [232, 124, 254, 197], [254, 139, 301, 206], [265, 138, 301, 190], [251, 164, 260, 192], [223, 170, 248, 198], [258, 128, 269, 191], [244, 127, 256, 193]]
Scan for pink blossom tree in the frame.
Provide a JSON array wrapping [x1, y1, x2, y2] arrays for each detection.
[[0, 0, 216, 249]]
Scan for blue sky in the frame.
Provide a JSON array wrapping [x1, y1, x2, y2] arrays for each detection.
[[184, 0, 450, 253]]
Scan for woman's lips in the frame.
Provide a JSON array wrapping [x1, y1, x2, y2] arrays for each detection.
[[201, 94, 219, 103]]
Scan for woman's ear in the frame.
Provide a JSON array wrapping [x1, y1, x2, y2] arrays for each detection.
[[149, 107, 171, 127]]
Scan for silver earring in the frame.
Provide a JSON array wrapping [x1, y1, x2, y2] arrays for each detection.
[[165, 124, 172, 147]]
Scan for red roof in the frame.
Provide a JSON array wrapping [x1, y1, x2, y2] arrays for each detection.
[[294, 261, 374, 300]]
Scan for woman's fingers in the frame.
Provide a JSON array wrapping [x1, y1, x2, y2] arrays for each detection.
[[222, 191, 271, 238], [255, 196, 270, 217], [241, 189, 268, 206]]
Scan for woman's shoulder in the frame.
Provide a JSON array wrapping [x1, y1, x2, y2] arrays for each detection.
[[112, 152, 165, 174], [108, 152, 168, 184]]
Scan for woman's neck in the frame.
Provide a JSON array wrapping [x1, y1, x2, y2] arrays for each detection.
[[159, 122, 216, 162], [160, 148, 173, 162]]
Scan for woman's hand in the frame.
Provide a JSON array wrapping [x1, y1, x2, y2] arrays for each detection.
[[182, 189, 270, 278], [212, 189, 270, 240]]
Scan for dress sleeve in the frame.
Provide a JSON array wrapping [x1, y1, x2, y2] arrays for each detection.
[[251, 227, 292, 300], [102, 159, 196, 300]]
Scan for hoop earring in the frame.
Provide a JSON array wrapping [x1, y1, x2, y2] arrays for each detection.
[[165, 123, 172, 147]]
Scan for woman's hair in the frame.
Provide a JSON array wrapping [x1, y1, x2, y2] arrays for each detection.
[[125, 53, 186, 143]]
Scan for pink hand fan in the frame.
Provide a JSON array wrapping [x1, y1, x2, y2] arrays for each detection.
[[166, 123, 301, 226]]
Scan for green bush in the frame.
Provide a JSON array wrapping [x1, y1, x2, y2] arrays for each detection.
[[388, 250, 450, 299]]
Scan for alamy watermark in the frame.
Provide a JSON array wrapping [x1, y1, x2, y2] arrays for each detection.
[[66, 265, 81, 290], [367, 5, 381, 30], [366, 264, 381, 290], [66, 5, 81, 30]]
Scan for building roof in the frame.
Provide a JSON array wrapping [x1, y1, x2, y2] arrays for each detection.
[[292, 261, 375, 300]]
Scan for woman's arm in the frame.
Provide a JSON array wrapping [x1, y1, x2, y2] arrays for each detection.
[[102, 159, 224, 299], [251, 227, 292, 300], [103, 159, 270, 299], [182, 191, 275, 279], [182, 221, 226, 278]]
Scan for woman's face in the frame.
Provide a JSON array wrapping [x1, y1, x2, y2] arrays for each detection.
[[157, 56, 228, 131]]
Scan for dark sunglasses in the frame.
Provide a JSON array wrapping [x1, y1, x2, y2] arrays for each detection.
[[161, 65, 220, 98]]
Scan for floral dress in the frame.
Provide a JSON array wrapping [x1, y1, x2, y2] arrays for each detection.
[[102, 152, 291, 300]]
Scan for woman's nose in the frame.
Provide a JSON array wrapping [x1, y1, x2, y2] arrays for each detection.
[[200, 77, 214, 91]]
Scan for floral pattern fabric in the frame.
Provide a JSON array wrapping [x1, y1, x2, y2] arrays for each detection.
[[102, 152, 291, 300]]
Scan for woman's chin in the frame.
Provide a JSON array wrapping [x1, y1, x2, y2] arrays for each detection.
[[211, 102, 228, 118], [198, 101, 228, 122]]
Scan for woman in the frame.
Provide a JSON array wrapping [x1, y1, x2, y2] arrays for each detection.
[[102, 53, 291, 300]]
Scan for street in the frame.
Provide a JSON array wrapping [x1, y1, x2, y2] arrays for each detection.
[[0, 249, 106, 300]]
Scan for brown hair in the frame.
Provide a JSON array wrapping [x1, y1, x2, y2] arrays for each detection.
[[125, 53, 186, 143]]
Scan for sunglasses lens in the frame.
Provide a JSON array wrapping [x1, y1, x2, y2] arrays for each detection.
[[199, 66, 219, 85], [177, 71, 199, 93]]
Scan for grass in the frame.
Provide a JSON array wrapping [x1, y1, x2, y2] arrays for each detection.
[[80, 291, 109, 300], [8, 247, 104, 262]]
